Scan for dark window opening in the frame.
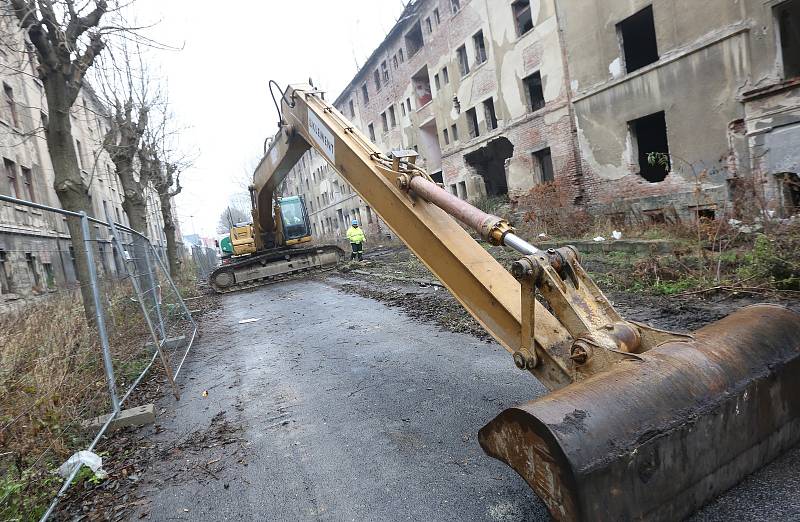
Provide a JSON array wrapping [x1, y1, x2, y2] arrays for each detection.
[[393, 54, 399, 69], [0, 250, 9, 294], [389, 105, 397, 127], [695, 207, 716, 221], [4, 158, 18, 198], [483, 98, 498, 130], [381, 61, 389, 82], [348, 99, 355, 118], [25, 252, 40, 289], [630, 111, 670, 182], [361, 83, 369, 104], [399, 48, 405, 63], [406, 98, 412, 113], [442, 66, 450, 84], [464, 137, 514, 196], [532, 147, 554, 183], [466, 107, 479, 138], [373, 69, 381, 91], [451, 0, 461, 14], [434, 73, 441, 90], [3, 83, 18, 127], [434, 8, 440, 24], [473, 30, 487, 65], [450, 123, 459, 142], [777, 0, 800, 79], [523, 71, 545, 111], [368, 123, 376, 142], [617, 5, 659, 73], [457, 45, 470, 76], [512, 0, 534, 36], [405, 22, 424, 57], [411, 66, 432, 107], [430, 171, 443, 184], [443, 128, 450, 145], [401, 102, 406, 116], [381, 112, 388, 132], [457, 181, 467, 199], [426, 17, 433, 33], [777, 172, 800, 216]]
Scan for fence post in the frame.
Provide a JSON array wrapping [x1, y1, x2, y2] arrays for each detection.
[[143, 245, 166, 339], [79, 212, 120, 412]]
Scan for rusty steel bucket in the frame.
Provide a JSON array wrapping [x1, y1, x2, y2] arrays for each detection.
[[479, 304, 800, 521]]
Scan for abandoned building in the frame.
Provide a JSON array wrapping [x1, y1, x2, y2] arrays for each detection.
[[284, 0, 800, 235], [0, 17, 180, 298], [559, 0, 800, 221]]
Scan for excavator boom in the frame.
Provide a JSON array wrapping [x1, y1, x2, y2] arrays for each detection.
[[255, 83, 800, 520]]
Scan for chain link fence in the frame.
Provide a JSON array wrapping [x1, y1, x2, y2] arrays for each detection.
[[0, 194, 197, 521], [191, 243, 219, 282]]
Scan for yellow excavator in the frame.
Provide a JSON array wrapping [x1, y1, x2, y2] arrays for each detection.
[[254, 82, 800, 520], [210, 192, 343, 292]]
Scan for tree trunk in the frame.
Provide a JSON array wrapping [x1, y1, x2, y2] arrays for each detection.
[[44, 76, 97, 321], [158, 191, 180, 278]]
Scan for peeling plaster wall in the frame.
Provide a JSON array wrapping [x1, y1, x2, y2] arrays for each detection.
[[558, 0, 798, 218]]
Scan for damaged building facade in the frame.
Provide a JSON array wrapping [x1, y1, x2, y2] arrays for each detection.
[[0, 16, 180, 298], [285, 0, 799, 235], [559, 0, 800, 221]]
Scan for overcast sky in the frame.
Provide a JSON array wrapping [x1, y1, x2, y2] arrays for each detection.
[[133, 0, 406, 238]]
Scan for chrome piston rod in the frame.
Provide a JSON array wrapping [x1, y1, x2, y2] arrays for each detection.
[[407, 176, 541, 255]]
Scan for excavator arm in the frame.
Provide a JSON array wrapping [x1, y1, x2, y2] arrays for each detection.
[[254, 83, 800, 520]]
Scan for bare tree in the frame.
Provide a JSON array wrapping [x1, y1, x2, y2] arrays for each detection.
[[153, 159, 182, 276], [217, 205, 250, 234], [9, 0, 112, 320]]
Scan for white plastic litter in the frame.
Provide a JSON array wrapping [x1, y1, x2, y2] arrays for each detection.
[[538, 233, 548, 238], [238, 318, 260, 324], [593, 236, 606, 242], [57, 450, 107, 479], [612, 230, 622, 240]]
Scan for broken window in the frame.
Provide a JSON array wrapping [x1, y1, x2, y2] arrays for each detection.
[[348, 99, 355, 118], [442, 66, 450, 84], [464, 137, 514, 196], [381, 111, 388, 133], [389, 105, 397, 127], [434, 8, 440, 24], [512, 0, 534, 36], [473, 31, 487, 65], [381, 61, 389, 82], [411, 66, 432, 107], [457, 45, 470, 76], [405, 22, 424, 58], [373, 69, 381, 91], [3, 83, 18, 127], [426, 17, 433, 34], [4, 158, 18, 198], [443, 128, 450, 145], [777, 0, 800, 79], [368, 123, 376, 142], [434, 73, 441, 90], [617, 5, 659, 73], [25, 253, 40, 289], [532, 147, 554, 183], [523, 71, 545, 111], [777, 172, 800, 216], [483, 98, 498, 130], [0, 250, 10, 294], [451, 0, 461, 14], [466, 107, 480, 138], [457, 181, 467, 199], [361, 83, 369, 104], [629, 111, 670, 182], [20, 166, 33, 201], [450, 123, 459, 142]]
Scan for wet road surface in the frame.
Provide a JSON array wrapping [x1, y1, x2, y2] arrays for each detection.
[[132, 278, 799, 521]]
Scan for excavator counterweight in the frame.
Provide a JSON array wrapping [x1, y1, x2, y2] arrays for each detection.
[[252, 83, 800, 520]]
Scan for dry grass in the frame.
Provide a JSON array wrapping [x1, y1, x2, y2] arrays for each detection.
[[0, 282, 154, 520]]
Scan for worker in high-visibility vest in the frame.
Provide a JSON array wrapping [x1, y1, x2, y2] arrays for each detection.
[[346, 219, 366, 261]]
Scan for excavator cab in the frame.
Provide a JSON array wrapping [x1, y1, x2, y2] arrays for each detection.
[[277, 195, 312, 245]]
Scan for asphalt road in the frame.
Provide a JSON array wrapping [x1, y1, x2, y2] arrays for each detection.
[[131, 278, 800, 521]]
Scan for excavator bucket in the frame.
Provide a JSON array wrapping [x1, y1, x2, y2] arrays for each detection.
[[479, 304, 800, 521]]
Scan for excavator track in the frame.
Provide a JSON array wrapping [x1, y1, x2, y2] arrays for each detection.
[[209, 244, 344, 293]]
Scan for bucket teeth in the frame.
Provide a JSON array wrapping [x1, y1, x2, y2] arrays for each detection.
[[479, 304, 800, 521]]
